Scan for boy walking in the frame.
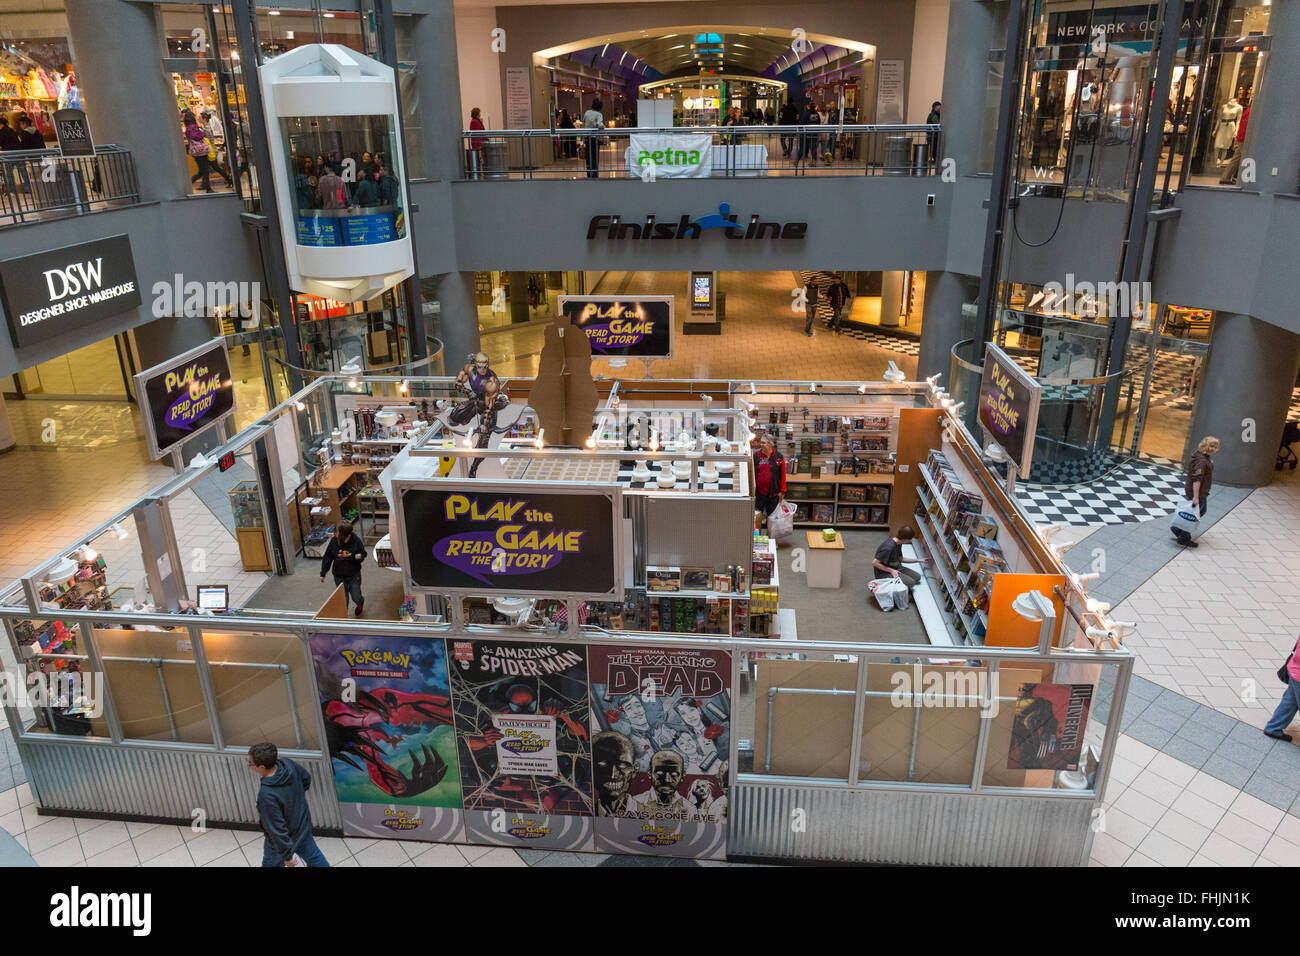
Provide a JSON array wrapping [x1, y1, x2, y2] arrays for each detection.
[[248, 742, 329, 867]]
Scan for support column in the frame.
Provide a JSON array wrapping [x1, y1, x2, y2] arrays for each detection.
[[918, 270, 973, 381], [878, 272, 904, 328], [0, 395, 15, 454], [65, 0, 190, 200], [413, 0, 467, 182], [507, 272, 531, 324], [1242, 0, 1300, 195], [938, 0, 997, 176], [1189, 313, 1300, 487], [434, 272, 481, 368]]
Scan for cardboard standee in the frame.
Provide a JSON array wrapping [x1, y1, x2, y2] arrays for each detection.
[[528, 314, 599, 447]]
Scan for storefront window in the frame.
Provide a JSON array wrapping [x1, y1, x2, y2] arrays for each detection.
[[281, 114, 406, 247], [0, 10, 80, 151], [199, 630, 321, 751], [5, 617, 107, 738], [94, 625, 213, 744], [745, 652, 856, 782], [1186, 4, 1270, 186]]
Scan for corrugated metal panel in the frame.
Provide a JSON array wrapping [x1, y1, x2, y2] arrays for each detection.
[[730, 784, 1090, 866], [21, 742, 341, 830]]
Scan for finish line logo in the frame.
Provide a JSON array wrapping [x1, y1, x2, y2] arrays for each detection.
[[587, 203, 808, 241]]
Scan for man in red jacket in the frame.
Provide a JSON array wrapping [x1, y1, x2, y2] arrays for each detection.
[[753, 435, 786, 520]]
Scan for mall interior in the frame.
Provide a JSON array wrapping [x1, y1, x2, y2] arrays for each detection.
[[0, 0, 1295, 873]]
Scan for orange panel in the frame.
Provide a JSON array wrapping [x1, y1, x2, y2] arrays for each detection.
[[985, 572, 1067, 648], [894, 408, 944, 537]]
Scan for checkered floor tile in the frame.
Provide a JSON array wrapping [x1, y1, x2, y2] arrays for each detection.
[[796, 271, 920, 357], [617, 460, 736, 492], [1014, 459, 1186, 526]]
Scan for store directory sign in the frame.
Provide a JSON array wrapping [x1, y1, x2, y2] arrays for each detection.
[[977, 343, 1042, 477], [690, 272, 714, 311], [0, 234, 141, 349], [558, 296, 673, 359], [134, 338, 237, 460], [393, 481, 623, 600]]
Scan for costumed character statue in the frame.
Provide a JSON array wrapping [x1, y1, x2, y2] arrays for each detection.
[[438, 351, 527, 478]]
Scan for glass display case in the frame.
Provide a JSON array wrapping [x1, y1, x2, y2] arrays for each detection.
[[229, 480, 272, 571]]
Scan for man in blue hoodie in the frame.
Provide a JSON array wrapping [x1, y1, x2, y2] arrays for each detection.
[[248, 742, 330, 867]]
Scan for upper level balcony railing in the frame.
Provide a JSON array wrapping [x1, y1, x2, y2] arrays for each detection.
[[0, 145, 141, 227], [460, 124, 943, 180]]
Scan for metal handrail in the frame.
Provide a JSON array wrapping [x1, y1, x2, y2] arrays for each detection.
[[0, 143, 142, 226]]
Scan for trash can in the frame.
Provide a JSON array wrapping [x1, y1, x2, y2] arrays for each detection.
[[911, 142, 929, 175], [884, 135, 910, 175], [481, 140, 507, 181]]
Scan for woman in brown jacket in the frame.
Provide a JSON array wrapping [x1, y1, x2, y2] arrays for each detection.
[[1174, 436, 1219, 547]]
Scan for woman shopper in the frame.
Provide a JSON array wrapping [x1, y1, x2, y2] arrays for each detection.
[[583, 98, 605, 179], [1264, 633, 1300, 741], [753, 436, 786, 523], [468, 106, 486, 172], [1173, 436, 1218, 547], [320, 521, 367, 616], [183, 109, 223, 192]]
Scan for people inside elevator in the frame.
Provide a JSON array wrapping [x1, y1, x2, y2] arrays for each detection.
[[351, 166, 380, 207], [1173, 436, 1218, 548], [294, 156, 318, 210], [828, 275, 852, 335], [753, 435, 787, 521], [376, 162, 399, 205], [316, 162, 346, 210], [873, 526, 926, 590], [583, 97, 605, 179], [319, 520, 367, 616], [803, 275, 819, 336]]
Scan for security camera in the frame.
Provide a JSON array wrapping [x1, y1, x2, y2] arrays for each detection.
[[926, 194, 935, 207]]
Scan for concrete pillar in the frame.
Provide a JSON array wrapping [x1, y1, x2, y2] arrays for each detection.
[[65, 0, 190, 201], [918, 270, 973, 381], [508, 272, 531, 324], [0, 395, 15, 454], [939, 0, 997, 175], [1189, 313, 1300, 487], [413, 0, 467, 181], [1242, 0, 1300, 195], [879, 271, 905, 327], [434, 271, 481, 367]]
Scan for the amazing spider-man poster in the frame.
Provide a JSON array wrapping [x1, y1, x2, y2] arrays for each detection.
[[310, 633, 464, 842], [448, 639, 595, 851]]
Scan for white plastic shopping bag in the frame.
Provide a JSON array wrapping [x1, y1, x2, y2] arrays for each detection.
[[1170, 500, 1199, 536], [767, 501, 797, 539], [869, 577, 908, 612]]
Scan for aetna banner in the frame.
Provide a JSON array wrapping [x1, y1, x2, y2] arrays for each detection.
[[587, 202, 807, 242], [0, 234, 141, 348]]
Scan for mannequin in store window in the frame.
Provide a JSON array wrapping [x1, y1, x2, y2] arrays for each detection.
[[1213, 97, 1243, 165]]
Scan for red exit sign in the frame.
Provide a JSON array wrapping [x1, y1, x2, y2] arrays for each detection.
[[218, 451, 236, 472]]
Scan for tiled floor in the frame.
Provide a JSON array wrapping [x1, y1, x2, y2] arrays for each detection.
[[1112, 466, 1300, 725], [1092, 732, 1300, 867]]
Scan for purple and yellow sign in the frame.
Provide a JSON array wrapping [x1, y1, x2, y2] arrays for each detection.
[[559, 296, 673, 359], [136, 339, 236, 459], [395, 483, 620, 599]]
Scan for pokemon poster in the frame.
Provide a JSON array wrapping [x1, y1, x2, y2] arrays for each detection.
[[588, 644, 731, 860], [310, 633, 464, 842], [449, 639, 595, 851]]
